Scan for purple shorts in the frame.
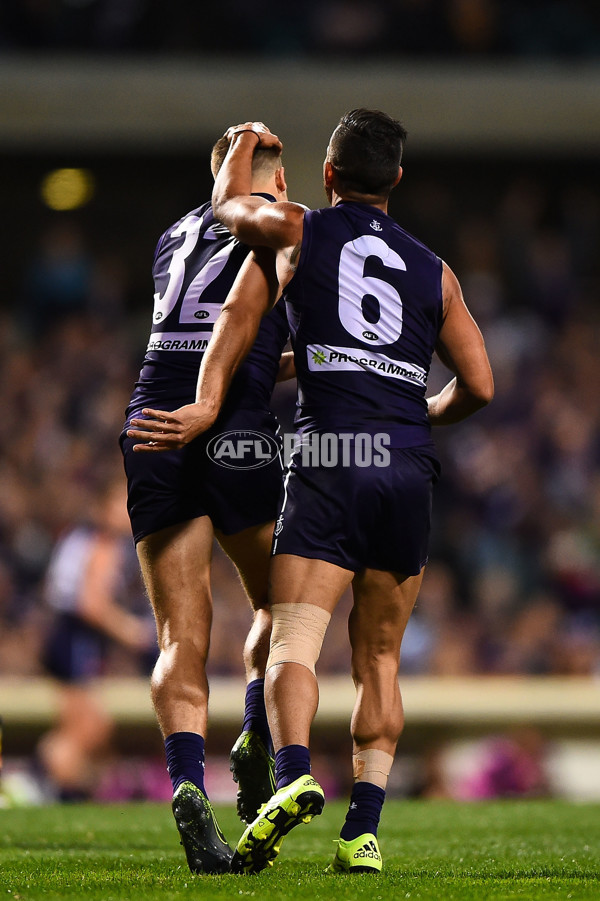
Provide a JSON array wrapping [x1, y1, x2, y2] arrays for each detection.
[[43, 612, 108, 682], [272, 441, 440, 575], [120, 409, 284, 543]]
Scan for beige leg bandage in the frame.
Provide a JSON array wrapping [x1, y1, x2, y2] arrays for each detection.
[[266, 602, 331, 675], [353, 749, 394, 790]]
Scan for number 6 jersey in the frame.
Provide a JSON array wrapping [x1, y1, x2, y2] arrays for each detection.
[[283, 201, 443, 446]]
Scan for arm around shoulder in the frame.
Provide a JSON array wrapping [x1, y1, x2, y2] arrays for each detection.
[[427, 262, 494, 426], [211, 127, 304, 250]]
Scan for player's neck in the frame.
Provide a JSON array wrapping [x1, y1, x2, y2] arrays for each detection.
[[252, 180, 285, 202], [332, 190, 389, 213]]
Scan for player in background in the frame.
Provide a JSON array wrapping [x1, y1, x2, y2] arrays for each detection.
[[120, 137, 292, 873], [39, 476, 155, 801], [127, 111, 493, 874]]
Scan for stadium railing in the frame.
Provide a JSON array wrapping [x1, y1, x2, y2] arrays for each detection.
[[3, 675, 600, 734]]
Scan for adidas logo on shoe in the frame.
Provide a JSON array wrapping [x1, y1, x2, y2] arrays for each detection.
[[327, 832, 382, 874], [353, 840, 382, 862]]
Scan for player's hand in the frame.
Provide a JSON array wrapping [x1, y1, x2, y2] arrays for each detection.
[[127, 403, 217, 452], [225, 121, 282, 151]]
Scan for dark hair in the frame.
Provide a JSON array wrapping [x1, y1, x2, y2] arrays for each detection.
[[210, 135, 282, 179], [328, 108, 407, 196]]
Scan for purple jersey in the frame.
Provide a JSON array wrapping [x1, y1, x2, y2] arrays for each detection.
[[128, 196, 288, 417], [121, 197, 288, 543], [283, 201, 443, 445]]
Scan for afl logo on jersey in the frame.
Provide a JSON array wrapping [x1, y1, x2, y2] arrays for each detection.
[[362, 330, 379, 341], [194, 310, 210, 320], [154, 312, 163, 321], [206, 430, 280, 470]]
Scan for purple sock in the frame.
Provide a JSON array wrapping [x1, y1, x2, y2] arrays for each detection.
[[242, 678, 272, 752], [165, 731, 206, 795], [274, 744, 311, 789], [340, 782, 386, 840]]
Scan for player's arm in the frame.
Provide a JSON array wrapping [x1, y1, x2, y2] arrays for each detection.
[[128, 248, 279, 452], [212, 122, 304, 256], [427, 262, 494, 425], [78, 536, 153, 652], [276, 351, 296, 382], [194, 246, 279, 410]]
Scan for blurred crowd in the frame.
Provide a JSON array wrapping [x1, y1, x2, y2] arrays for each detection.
[[396, 165, 600, 679], [0, 156, 598, 685], [2, 0, 600, 59]]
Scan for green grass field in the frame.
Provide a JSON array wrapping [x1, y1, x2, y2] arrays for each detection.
[[1, 800, 598, 900]]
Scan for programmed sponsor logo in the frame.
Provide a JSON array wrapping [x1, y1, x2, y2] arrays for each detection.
[[206, 430, 281, 470], [146, 332, 210, 352], [307, 344, 427, 387]]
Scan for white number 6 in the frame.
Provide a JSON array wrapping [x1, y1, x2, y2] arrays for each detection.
[[338, 235, 405, 346]]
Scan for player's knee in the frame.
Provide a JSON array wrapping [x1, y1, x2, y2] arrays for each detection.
[[157, 626, 209, 658], [266, 602, 331, 675], [151, 637, 207, 692], [243, 609, 272, 672], [351, 646, 399, 682], [248, 606, 272, 639]]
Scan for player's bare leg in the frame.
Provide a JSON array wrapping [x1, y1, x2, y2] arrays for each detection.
[[232, 554, 353, 873], [216, 520, 273, 681], [137, 517, 214, 737], [137, 516, 232, 874], [329, 566, 424, 874], [37, 684, 113, 800], [350, 567, 424, 756], [266, 554, 353, 748], [217, 521, 276, 822]]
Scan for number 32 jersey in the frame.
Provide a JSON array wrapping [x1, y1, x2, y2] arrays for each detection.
[[129, 196, 288, 417], [283, 202, 443, 445]]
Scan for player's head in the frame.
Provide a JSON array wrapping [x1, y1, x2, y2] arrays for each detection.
[[211, 135, 287, 199], [325, 108, 407, 201]]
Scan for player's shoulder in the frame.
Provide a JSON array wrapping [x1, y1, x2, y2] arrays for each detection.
[[266, 200, 308, 223], [154, 201, 237, 261], [301, 204, 343, 236], [152, 201, 211, 258], [388, 218, 441, 267], [169, 201, 213, 235], [307, 203, 439, 260]]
